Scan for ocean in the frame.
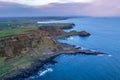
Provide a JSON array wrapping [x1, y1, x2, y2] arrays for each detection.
[[27, 17, 120, 80]]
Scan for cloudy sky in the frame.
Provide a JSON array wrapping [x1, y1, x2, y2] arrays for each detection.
[[0, 0, 120, 17]]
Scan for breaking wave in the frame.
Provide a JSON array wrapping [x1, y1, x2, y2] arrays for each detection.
[[26, 68, 53, 80], [38, 68, 53, 76]]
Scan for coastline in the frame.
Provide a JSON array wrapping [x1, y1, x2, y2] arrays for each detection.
[[1, 44, 107, 80], [0, 23, 108, 80]]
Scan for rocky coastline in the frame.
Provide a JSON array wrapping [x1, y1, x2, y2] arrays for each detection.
[[0, 23, 107, 80], [1, 45, 107, 80]]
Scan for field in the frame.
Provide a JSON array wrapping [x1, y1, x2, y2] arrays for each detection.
[[0, 26, 38, 38], [0, 52, 44, 77]]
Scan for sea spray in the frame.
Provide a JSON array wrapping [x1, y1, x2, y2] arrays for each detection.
[[38, 68, 53, 76], [67, 36, 74, 40], [26, 68, 53, 80]]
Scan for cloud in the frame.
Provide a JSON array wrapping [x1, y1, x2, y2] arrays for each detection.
[[0, 2, 39, 17], [0, 0, 93, 6], [0, 0, 120, 17], [84, 0, 120, 16]]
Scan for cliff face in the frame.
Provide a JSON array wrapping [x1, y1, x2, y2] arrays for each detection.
[[0, 30, 60, 58]]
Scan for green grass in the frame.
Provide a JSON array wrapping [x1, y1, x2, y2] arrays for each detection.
[[0, 26, 38, 38], [39, 23, 74, 27], [0, 52, 43, 77]]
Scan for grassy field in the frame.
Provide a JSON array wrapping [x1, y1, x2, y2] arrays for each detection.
[[0, 52, 44, 77], [0, 26, 38, 38], [39, 23, 74, 28]]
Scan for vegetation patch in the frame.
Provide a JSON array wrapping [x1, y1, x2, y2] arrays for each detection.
[[0, 27, 37, 38]]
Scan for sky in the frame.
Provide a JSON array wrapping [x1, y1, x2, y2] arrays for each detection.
[[0, 0, 93, 6], [0, 0, 120, 17]]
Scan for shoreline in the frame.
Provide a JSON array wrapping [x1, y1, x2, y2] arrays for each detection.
[[1, 43, 107, 80], [0, 23, 108, 80]]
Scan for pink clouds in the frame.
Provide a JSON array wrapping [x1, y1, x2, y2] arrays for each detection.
[[85, 0, 120, 16], [0, 0, 120, 17], [36, 0, 120, 17]]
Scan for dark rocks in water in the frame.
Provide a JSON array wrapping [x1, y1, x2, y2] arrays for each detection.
[[79, 31, 91, 37], [78, 50, 106, 55], [58, 30, 91, 39], [69, 30, 91, 37], [60, 43, 107, 56]]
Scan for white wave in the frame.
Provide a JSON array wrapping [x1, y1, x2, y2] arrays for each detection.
[[38, 68, 53, 76], [26, 68, 53, 80], [67, 37, 74, 40], [75, 46, 81, 49], [81, 47, 87, 50], [108, 55, 112, 57]]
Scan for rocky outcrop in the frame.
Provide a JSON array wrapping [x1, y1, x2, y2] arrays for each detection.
[[39, 23, 90, 39], [59, 30, 91, 39], [78, 31, 91, 36]]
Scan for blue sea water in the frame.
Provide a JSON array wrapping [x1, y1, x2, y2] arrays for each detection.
[[27, 17, 120, 80]]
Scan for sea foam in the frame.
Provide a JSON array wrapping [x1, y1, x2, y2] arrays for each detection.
[[108, 55, 112, 57], [38, 68, 53, 76], [67, 36, 74, 40]]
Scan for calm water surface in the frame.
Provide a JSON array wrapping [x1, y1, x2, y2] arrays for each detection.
[[27, 17, 120, 80]]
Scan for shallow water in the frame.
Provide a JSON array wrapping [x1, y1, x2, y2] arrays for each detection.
[[27, 17, 120, 80]]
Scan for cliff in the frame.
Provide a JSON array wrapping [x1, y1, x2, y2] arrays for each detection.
[[0, 29, 61, 58]]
